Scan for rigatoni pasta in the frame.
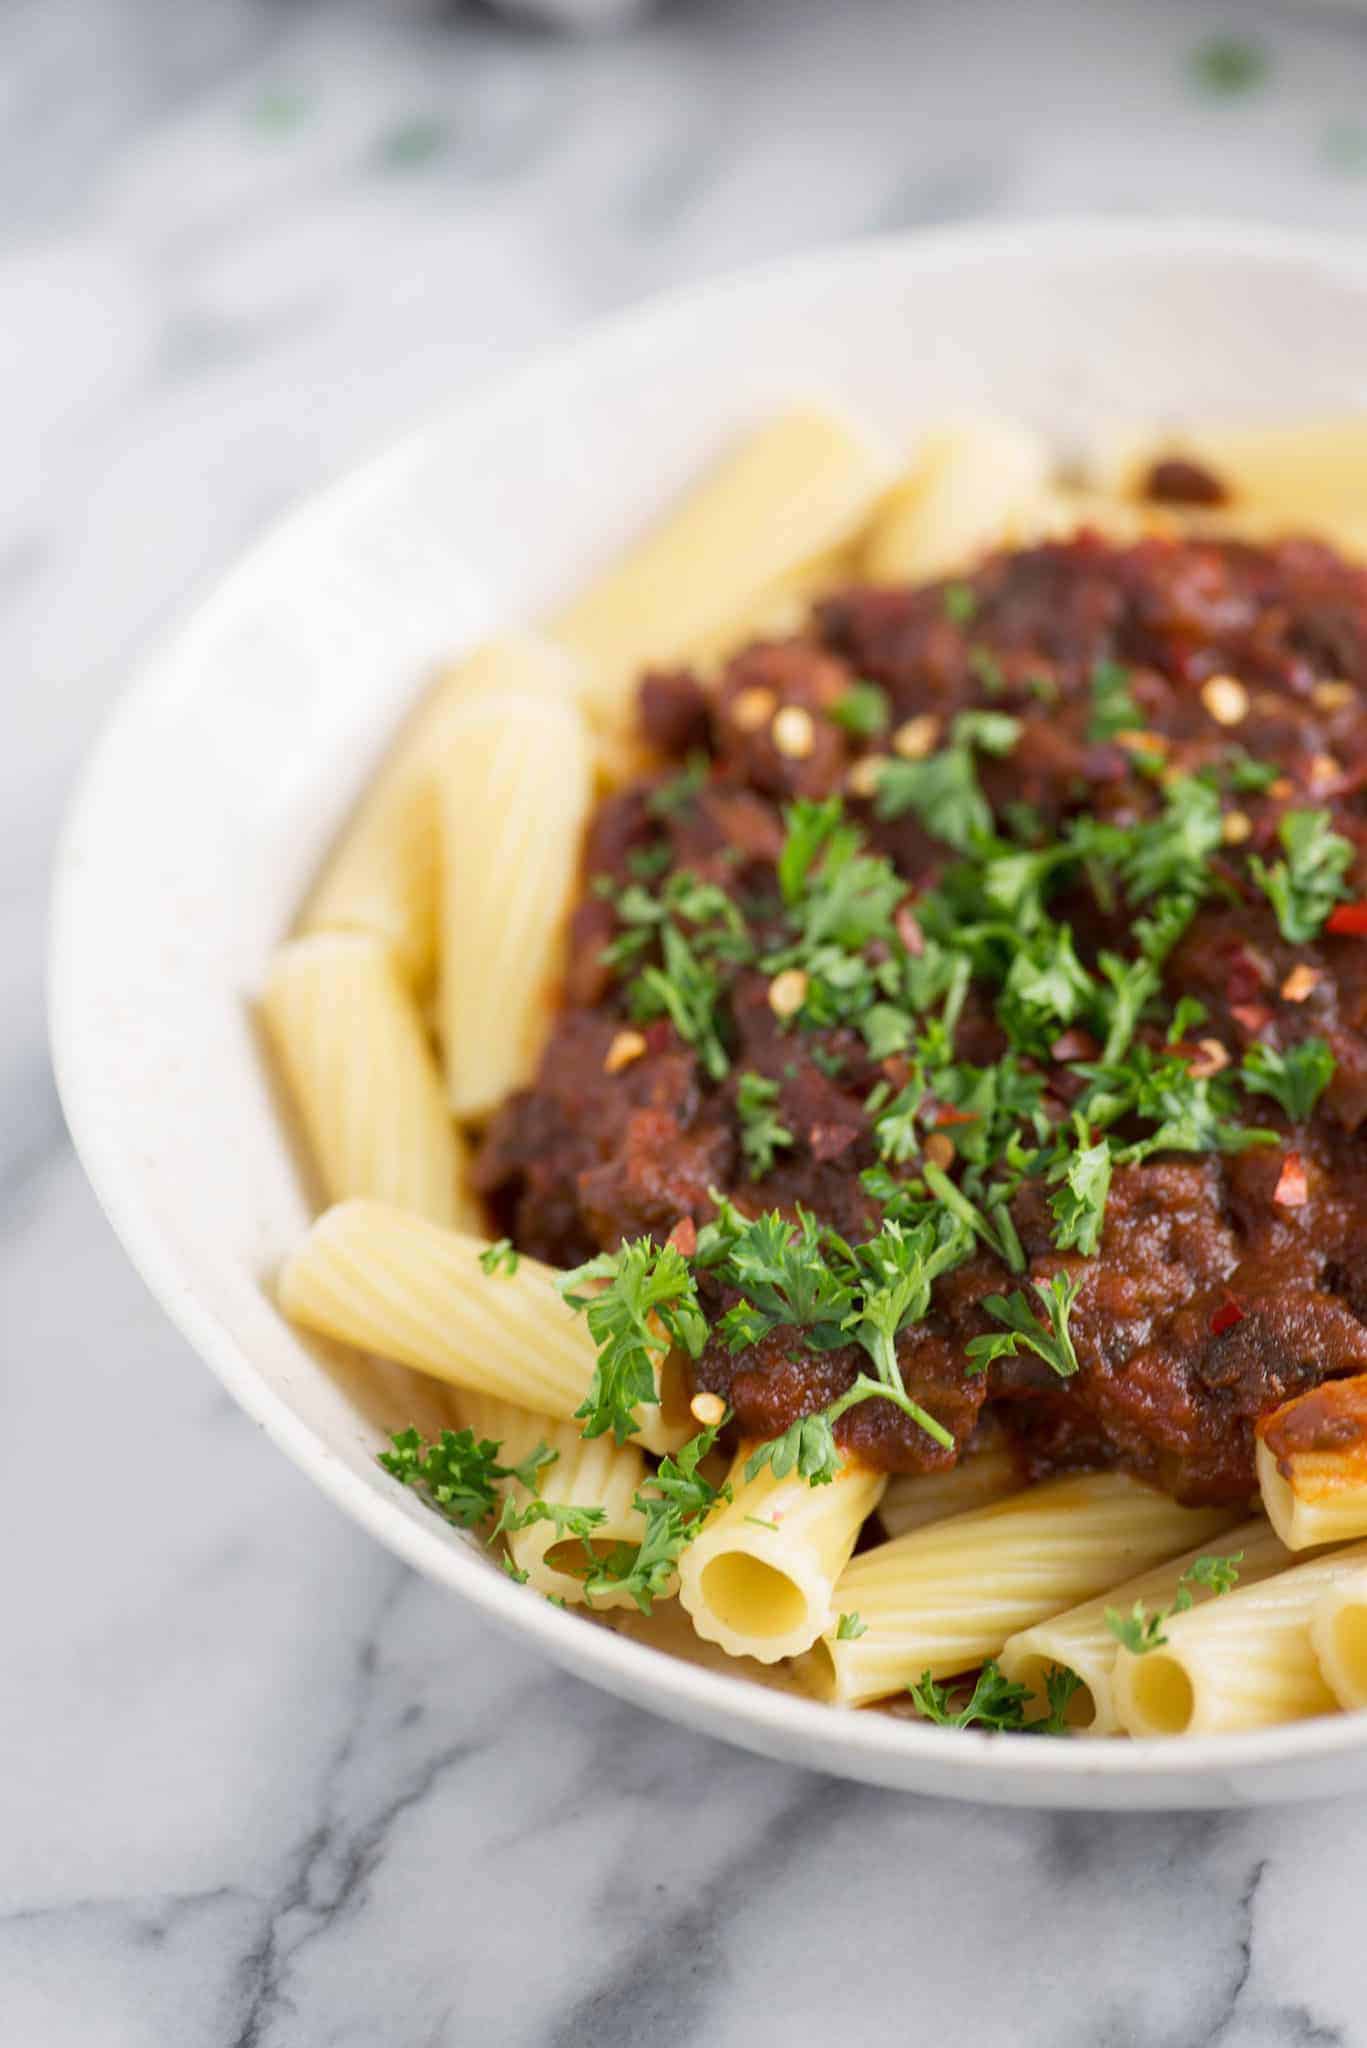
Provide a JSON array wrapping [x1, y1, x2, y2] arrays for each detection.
[[1256, 1377, 1367, 1551], [261, 931, 477, 1230], [861, 418, 1051, 583], [676, 1447, 885, 1663], [878, 1427, 1021, 1540], [298, 633, 580, 986], [1309, 1568, 1367, 1712], [437, 688, 592, 1120], [997, 1519, 1279, 1736], [805, 1476, 1232, 1708], [551, 408, 891, 731], [1114, 1541, 1367, 1738], [278, 1199, 690, 1456]]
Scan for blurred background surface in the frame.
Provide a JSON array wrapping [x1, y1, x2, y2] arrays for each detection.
[[10, 5, 1367, 2044]]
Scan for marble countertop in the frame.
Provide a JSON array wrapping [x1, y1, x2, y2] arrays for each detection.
[[9, 1, 1367, 2040]]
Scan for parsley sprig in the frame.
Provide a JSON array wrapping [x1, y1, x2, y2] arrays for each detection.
[[380, 1427, 556, 1528], [1251, 808, 1353, 943], [1106, 1552, 1244, 1654], [559, 1240, 707, 1443], [909, 1660, 1082, 1734]]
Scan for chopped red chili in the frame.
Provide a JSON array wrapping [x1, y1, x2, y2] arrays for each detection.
[[1273, 1153, 1309, 1208], [1326, 902, 1367, 936], [1209, 1299, 1246, 1336]]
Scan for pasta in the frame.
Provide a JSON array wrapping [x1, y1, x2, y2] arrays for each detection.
[[676, 1448, 885, 1664], [877, 1427, 1021, 1540], [260, 931, 478, 1230], [298, 633, 580, 987], [805, 1475, 1231, 1709], [997, 1518, 1281, 1736], [264, 404, 1367, 1747], [1309, 1567, 1367, 1712], [550, 408, 891, 731], [456, 1391, 649, 1609], [1114, 1540, 1367, 1738], [278, 1199, 691, 1456], [861, 418, 1051, 582], [436, 688, 592, 1120], [1256, 1376, 1367, 1551]]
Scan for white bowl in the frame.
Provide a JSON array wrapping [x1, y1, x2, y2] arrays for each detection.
[[51, 219, 1367, 1808]]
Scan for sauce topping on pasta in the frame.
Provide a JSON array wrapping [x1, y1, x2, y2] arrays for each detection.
[[475, 530, 1367, 1505]]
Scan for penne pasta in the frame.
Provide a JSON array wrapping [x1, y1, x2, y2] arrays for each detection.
[[878, 1433, 1021, 1541], [456, 1391, 649, 1610], [676, 1448, 885, 1665], [1114, 1540, 1367, 1738], [550, 408, 891, 730], [436, 688, 592, 1121], [804, 1474, 1231, 1708], [1097, 416, 1367, 524], [298, 634, 580, 987], [861, 418, 1052, 583], [997, 1517, 1279, 1736], [1256, 1376, 1367, 1551], [278, 1199, 691, 1455], [260, 931, 478, 1231], [1309, 1567, 1367, 1712]]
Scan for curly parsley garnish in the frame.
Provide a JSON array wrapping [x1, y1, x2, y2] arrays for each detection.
[[478, 1238, 520, 1276], [379, 1427, 556, 1528], [736, 1071, 795, 1179], [909, 1660, 1082, 1735], [1251, 808, 1354, 944], [965, 1272, 1083, 1380], [1240, 1038, 1335, 1124], [1106, 1552, 1244, 1654], [559, 1240, 707, 1443]]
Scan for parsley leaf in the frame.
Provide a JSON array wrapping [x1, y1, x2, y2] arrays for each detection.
[[1251, 808, 1353, 943], [829, 681, 890, 736], [836, 1611, 867, 1640], [1048, 1129, 1113, 1257], [942, 581, 977, 624], [736, 1071, 795, 1179], [874, 713, 1020, 854], [478, 1238, 520, 1276], [647, 751, 710, 817], [580, 1422, 730, 1612], [1240, 1038, 1335, 1123], [379, 1426, 556, 1528], [909, 1661, 1030, 1731], [965, 1272, 1083, 1380], [1106, 1550, 1244, 1654], [1087, 658, 1141, 741], [560, 1241, 707, 1443]]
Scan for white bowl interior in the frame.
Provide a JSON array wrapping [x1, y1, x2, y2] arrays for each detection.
[[51, 221, 1367, 1806]]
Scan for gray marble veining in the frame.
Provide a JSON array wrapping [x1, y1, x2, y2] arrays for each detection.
[[7, 2, 1367, 2041]]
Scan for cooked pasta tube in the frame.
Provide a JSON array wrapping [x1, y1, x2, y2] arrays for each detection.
[[456, 1391, 649, 1610], [878, 1435, 1021, 1541], [997, 1517, 1278, 1736], [804, 1473, 1231, 1708], [436, 688, 592, 1120], [681, 542, 853, 678], [1098, 417, 1367, 523], [260, 931, 478, 1230], [1114, 1539, 1367, 1738], [1256, 1377, 1367, 1550], [298, 634, 580, 987], [861, 418, 1052, 583], [278, 1199, 690, 1455], [1309, 1567, 1367, 1712], [550, 409, 891, 730], [676, 1447, 885, 1665]]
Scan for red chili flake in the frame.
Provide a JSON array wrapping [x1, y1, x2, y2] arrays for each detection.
[[1230, 1002, 1274, 1037], [1326, 902, 1367, 937], [1273, 1153, 1309, 1209], [895, 904, 926, 957], [667, 1216, 697, 1257], [933, 1105, 980, 1127], [1209, 1299, 1246, 1336]]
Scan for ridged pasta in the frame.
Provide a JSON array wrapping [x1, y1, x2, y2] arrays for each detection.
[[861, 419, 1052, 583], [878, 1434, 1021, 1541], [997, 1516, 1277, 1736], [297, 634, 580, 987], [550, 408, 891, 730], [456, 1390, 648, 1610], [278, 1199, 690, 1456], [1114, 1539, 1367, 1738], [804, 1473, 1231, 1708], [1309, 1567, 1367, 1712], [1097, 417, 1367, 526], [676, 1448, 886, 1664], [436, 688, 592, 1121], [1256, 1376, 1367, 1550], [260, 931, 477, 1230]]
